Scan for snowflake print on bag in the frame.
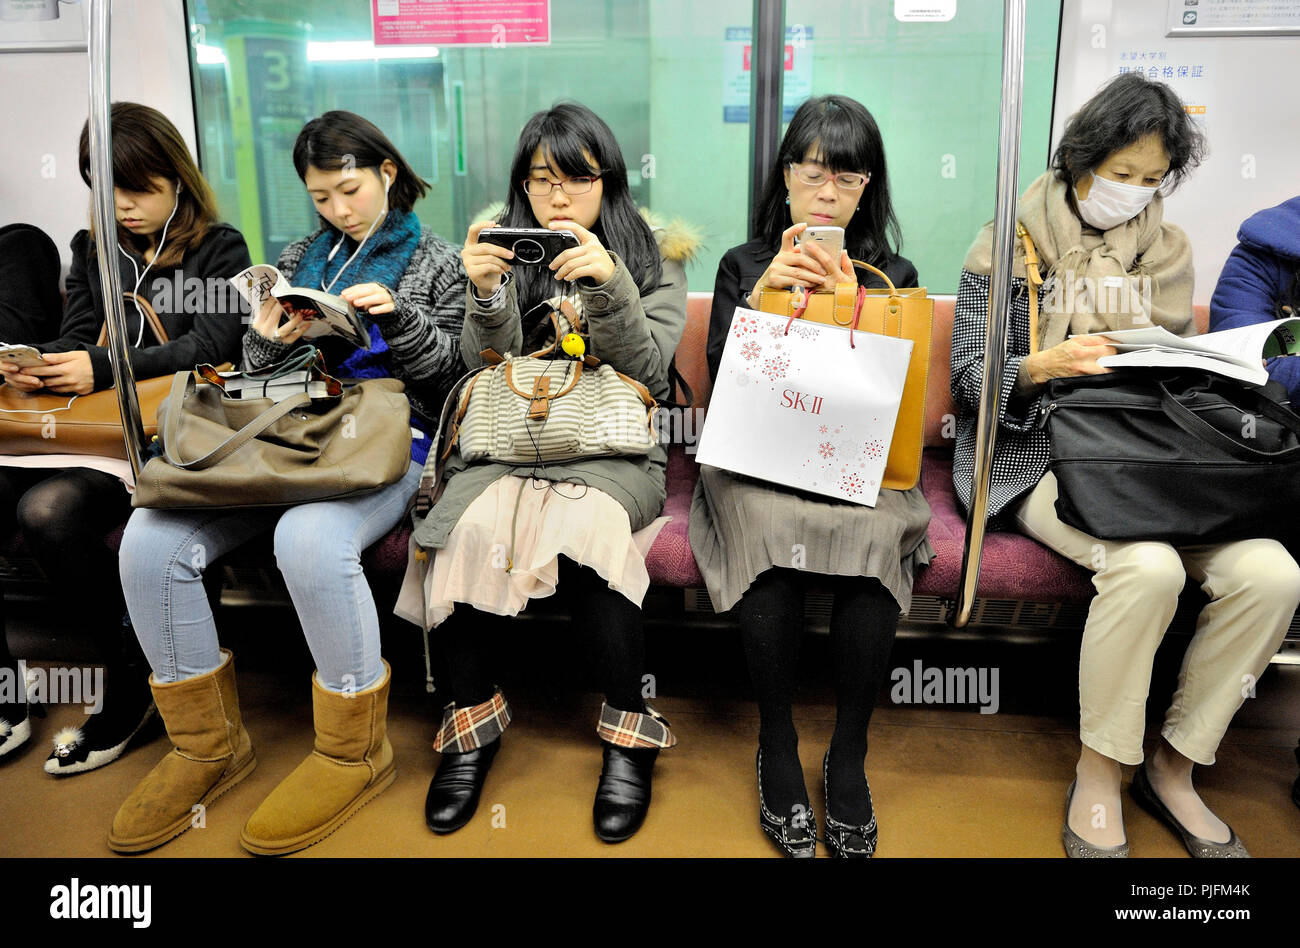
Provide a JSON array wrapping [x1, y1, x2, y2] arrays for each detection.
[[818, 425, 828, 435], [788, 322, 819, 340], [840, 472, 864, 495], [762, 354, 789, 381], [731, 314, 760, 340], [863, 438, 886, 460], [740, 341, 762, 361], [818, 442, 835, 459]]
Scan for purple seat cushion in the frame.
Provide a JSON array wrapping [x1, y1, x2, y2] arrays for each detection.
[[645, 444, 705, 588], [913, 449, 1093, 602], [361, 521, 412, 576]]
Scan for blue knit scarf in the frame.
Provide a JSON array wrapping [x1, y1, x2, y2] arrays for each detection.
[[292, 208, 421, 379], [292, 208, 428, 462]]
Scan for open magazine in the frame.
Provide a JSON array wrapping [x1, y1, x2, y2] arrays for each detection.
[[230, 264, 370, 349], [1079, 318, 1300, 386]]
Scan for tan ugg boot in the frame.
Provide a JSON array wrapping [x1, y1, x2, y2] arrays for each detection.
[[108, 649, 255, 853], [240, 661, 395, 855]]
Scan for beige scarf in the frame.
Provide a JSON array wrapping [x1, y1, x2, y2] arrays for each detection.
[[963, 170, 1195, 350]]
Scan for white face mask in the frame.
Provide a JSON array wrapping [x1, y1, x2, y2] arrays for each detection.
[[1074, 173, 1159, 231]]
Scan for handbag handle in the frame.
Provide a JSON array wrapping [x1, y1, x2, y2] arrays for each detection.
[[97, 292, 170, 347], [1156, 379, 1300, 462], [158, 371, 314, 471], [760, 258, 903, 326]]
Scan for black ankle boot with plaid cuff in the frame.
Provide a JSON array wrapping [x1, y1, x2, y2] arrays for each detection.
[[595, 702, 677, 750], [431, 688, 511, 753]]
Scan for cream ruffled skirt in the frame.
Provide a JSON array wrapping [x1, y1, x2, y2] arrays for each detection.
[[395, 475, 669, 631]]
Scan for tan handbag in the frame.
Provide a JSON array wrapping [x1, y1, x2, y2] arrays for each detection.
[[757, 261, 933, 490], [132, 352, 412, 509], [0, 293, 177, 459], [444, 303, 658, 466]]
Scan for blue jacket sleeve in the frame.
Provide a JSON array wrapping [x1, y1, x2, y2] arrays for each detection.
[[1210, 242, 1300, 401]]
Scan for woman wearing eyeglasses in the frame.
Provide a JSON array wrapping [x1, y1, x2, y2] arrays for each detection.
[[690, 94, 932, 857], [408, 101, 695, 845]]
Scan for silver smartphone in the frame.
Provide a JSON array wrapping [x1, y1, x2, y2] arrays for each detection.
[[795, 225, 844, 264], [0, 344, 48, 368]]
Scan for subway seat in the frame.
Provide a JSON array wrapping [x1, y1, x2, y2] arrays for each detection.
[[0, 300, 1218, 620]]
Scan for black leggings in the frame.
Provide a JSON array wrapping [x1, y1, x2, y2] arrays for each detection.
[[439, 555, 647, 714], [0, 467, 135, 666], [739, 567, 899, 815]]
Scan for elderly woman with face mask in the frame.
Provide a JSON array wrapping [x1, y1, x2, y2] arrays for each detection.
[[950, 72, 1300, 859]]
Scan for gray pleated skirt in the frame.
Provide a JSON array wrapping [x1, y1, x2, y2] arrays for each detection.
[[688, 465, 934, 614]]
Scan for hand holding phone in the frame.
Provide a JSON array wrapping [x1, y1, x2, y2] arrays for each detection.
[[0, 344, 48, 369], [795, 225, 845, 264]]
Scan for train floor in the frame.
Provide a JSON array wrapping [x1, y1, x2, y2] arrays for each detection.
[[2, 597, 1298, 859]]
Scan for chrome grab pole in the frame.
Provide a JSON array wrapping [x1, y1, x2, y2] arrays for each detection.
[[953, 0, 1027, 627], [87, 0, 146, 477]]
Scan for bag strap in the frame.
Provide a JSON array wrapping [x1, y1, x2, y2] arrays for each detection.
[[665, 356, 694, 408], [98, 292, 170, 347], [523, 300, 588, 360], [416, 363, 491, 517], [1156, 379, 1300, 462], [158, 371, 313, 471], [1017, 224, 1043, 356]]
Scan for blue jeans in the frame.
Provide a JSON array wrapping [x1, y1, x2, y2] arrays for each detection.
[[120, 462, 422, 692]]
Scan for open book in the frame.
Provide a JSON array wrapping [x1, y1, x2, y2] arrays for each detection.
[[231, 265, 370, 349], [1080, 318, 1300, 386]]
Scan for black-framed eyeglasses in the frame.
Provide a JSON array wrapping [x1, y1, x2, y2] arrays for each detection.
[[788, 162, 870, 191], [522, 174, 603, 196]]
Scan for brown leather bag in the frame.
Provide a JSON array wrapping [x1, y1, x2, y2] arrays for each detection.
[[0, 294, 181, 459], [757, 261, 933, 490]]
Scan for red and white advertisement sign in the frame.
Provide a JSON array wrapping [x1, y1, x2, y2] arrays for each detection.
[[372, 0, 550, 47]]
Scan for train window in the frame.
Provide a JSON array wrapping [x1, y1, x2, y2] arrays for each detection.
[[185, 0, 751, 289], [782, 0, 1061, 292], [185, 0, 1057, 292]]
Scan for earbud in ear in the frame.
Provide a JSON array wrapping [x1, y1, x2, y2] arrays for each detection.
[[382, 173, 391, 189], [176, 180, 184, 194]]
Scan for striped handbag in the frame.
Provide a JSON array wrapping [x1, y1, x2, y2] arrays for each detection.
[[446, 303, 659, 466]]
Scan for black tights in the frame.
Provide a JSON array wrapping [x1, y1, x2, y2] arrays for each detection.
[[0, 467, 138, 670], [439, 556, 647, 715], [739, 567, 899, 824]]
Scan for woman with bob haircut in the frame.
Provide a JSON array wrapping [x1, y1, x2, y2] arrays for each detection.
[[410, 101, 695, 845], [109, 110, 468, 856], [691, 94, 933, 858], [950, 72, 1300, 857], [0, 102, 249, 775]]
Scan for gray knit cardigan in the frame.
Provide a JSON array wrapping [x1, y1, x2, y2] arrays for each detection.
[[242, 227, 469, 420]]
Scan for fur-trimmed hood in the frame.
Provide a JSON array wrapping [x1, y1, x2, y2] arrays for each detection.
[[471, 203, 700, 264]]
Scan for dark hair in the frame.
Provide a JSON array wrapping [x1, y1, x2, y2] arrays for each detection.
[[752, 94, 902, 266], [293, 110, 429, 215], [1052, 72, 1207, 194], [497, 102, 661, 309], [78, 102, 219, 267]]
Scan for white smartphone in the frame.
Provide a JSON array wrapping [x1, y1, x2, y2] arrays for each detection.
[[0, 344, 48, 368], [795, 225, 845, 264]]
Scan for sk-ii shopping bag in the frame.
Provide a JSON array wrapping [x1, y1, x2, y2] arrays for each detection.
[[695, 307, 912, 507]]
